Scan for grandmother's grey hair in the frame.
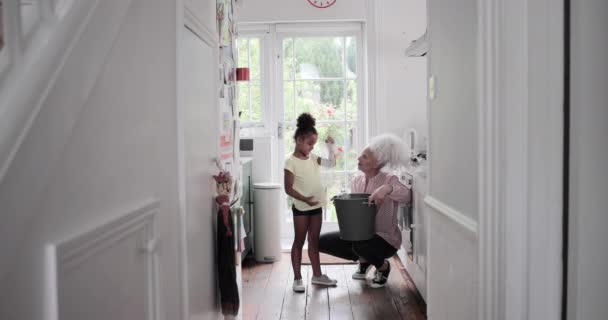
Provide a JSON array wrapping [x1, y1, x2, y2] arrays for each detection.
[[367, 133, 409, 169]]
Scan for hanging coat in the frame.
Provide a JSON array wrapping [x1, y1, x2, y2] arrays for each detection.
[[217, 201, 239, 316]]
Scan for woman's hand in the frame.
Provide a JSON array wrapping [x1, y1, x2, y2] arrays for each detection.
[[368, 184, 393, 207], [303, 196, 319, 207]]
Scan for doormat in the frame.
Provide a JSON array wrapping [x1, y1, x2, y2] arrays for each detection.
[[301, 250, 357, 265]]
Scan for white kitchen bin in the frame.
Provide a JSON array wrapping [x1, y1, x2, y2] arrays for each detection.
[[253, 182, 282, 262]]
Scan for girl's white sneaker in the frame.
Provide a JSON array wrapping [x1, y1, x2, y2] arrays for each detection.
[[293, 279, 305, 292], [311, 274, 338, 286]]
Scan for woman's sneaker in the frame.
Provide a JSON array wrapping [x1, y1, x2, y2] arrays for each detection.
[[352, 262, 372, 280], [311, 274, 337, 286], [370, 260, 391, 288], [293, 279, 305, 293]]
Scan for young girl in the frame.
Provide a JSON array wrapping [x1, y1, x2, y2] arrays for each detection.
[[284, 113, 337, 292]]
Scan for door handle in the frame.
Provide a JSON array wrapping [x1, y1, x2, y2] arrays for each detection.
[[278, 122, 284, 139]]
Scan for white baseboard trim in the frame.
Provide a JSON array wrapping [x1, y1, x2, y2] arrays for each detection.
[[424, 195, 478, 234]]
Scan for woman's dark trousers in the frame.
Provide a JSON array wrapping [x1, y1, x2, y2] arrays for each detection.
[[318, 231, 397, 268]]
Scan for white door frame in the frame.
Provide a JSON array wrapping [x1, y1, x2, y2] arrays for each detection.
[[478, 0, 564, 319], [177, 5, 220, 320], [271, 22, 367, 240]]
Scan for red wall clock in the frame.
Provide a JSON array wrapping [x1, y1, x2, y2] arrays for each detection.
[[307, 0, 337, 9]]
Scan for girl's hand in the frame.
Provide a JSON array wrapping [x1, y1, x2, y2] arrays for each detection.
[[325, 136, 335, 145], [303, 196, 319, 207], [368, 184, 393, 207]]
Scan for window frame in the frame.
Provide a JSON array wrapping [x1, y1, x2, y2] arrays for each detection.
[[236, 25, 271, 130]]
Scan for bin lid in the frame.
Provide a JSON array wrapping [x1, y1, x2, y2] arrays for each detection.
[[253, 182, 282, 189]]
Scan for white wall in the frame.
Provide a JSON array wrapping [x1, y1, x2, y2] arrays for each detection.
[[426, 0, 478, 318], [0, 1, 188, 319], [238, 0, 367, 23], [428, 0, 478, 218], [568, 1, 608, 319], [375, 0, 427, 141]]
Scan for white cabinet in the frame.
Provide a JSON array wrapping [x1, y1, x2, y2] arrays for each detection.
[[397, 170, 428, 301]]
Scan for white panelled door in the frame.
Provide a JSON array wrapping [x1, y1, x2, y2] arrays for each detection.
[[274, 24, 366, 239]]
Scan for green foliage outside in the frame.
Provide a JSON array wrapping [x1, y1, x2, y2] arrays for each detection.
[[237, 37, 262, 121]]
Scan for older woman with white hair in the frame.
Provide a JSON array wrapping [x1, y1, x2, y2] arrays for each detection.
[[319, 133, 411, 288]]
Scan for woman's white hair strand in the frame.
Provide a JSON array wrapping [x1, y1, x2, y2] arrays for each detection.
[[367, 133, 409, 169]]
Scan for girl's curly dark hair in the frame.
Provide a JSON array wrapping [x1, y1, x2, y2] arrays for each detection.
[[294, 113, 317, 141]]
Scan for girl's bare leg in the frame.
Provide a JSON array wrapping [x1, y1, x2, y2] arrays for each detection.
[[291, 215, 310, 280], [307, 213, 323, 277]]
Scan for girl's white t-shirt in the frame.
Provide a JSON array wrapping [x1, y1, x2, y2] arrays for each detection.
[[284, 154, 326, 211]]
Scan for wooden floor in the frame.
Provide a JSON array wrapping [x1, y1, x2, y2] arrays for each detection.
[[242, 253, 426, 320]]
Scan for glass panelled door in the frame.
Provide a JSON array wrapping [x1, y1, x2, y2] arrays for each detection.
[[278, 33, 363, 232]]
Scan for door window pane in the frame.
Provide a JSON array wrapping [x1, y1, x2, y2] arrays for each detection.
[[345, 80, 357, 120], [249, 38, 260, 79], [237, 37, 262, 123], [237, 38, 249, 69], [294, 37, 344, 79], [249, 81, 261, 121], [283, 38, 294, 80], [295, 80, 345, 121], [283, 81, 295, 121], [237, 82, 248, 119], [343, 122, 359, 170], [345, 37, 357, 78]]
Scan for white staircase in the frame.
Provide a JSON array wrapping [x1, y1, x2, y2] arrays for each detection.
[[0, 0, 133, 304], [0, 0, 132, 182]]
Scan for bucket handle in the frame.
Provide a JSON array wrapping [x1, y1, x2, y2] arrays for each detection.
[[331, 195, 375, 206]]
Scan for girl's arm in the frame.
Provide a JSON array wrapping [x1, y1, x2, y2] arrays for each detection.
[[317, 137, 336, 168], [284, 169, 319, 206]]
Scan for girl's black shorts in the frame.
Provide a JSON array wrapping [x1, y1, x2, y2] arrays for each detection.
[[292, 205, 322, 217]]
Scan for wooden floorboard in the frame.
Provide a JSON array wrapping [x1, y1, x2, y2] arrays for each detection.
[[305, 265, 330, 320], [367, 261, 402, 319], [242, 259, 273, 320], [388, 258, 427, 320], [242, 254, 427, 320], [344, 263, 378, 320], [256, 256, 291, 320], [325, 265, 354, 320], [279, 264, 308, 320]]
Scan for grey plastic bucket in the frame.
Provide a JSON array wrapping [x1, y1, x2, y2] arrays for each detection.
[[332, 193, 376, 241]]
